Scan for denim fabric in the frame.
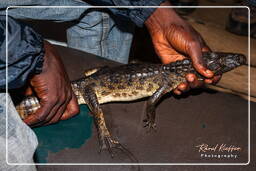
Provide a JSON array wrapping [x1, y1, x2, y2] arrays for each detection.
[[66, 10, 135, 64], [0, 0, 164, 26], [0, 93, 38, 170], [1, 0, 88, 21], [1, 1, 136, 63]]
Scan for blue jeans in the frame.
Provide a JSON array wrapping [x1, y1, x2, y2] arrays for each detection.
[[0, 93, 38, 171], [2, 0, 135, 64]]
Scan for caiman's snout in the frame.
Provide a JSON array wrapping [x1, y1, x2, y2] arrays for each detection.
[[236, 54, 247, 65], [205, 52, 247, 75], [216, 53, 247, 74], [225, 53, 247, 68]]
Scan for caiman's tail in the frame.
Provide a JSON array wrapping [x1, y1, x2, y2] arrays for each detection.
[[16, 96, 40, 119]]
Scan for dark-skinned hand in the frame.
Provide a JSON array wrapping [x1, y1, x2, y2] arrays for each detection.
[[23, 41, 79, 127], [145, 1, 221, 95]]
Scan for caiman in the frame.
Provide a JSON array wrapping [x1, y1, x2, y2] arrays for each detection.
[[15, 52, 246, 155]]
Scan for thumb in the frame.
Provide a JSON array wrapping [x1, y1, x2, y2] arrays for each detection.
[[60, 93, 79, 120], [187, 42, 214, 78], [24, 86, 34, 96]]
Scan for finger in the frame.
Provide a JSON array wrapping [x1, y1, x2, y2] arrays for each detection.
[[45, 93, 77, 124], [176, 83, 190, 92], [60, 93, 80, 120], [187, 41, 214, 78], [173, 89, 182, 95], [201, 45, 211, 52], [189, 79, 204, 89], [198, 36, 212, 52], [42, 90, 73, 125], [23, 100, 56, 126], [31, 103, 62, 127], [32, 95, 71, 127], [24, 86, 34, 96], [186, 73, 195, 83], [44, 103, 67, 125], [204, 75, 222, 85], [212, 75, 222, 85], [186, 74, 203, 88], [44, 97, 67, 120], [204, 79, 213, 84]]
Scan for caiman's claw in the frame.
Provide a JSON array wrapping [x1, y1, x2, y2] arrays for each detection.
[[143, 119, 157, 133], [99, 136, 121, 158], [99, 135, 138, 162]]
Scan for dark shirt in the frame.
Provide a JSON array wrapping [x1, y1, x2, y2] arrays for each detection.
[[0, 16, 44, 89]]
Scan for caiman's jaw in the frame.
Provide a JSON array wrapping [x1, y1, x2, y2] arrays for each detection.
[[204, 52, 246, 75]]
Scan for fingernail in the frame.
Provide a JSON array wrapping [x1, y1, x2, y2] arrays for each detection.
[[206, 70, 212, 74], [188, 77, 194, 82], [205, 79, 212, 84], [179, 86, 186, 91]]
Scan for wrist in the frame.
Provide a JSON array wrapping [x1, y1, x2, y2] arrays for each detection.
[[145, 1, 182, 34]]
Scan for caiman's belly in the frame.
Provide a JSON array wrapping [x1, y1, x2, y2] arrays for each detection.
[[96, 89, 153, 104], [95, 83, 160, 104], [69, 88, 157, 105], [73, 76, 162, 105]]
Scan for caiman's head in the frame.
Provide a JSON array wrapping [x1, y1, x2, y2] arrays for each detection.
[[203, 52, 246, 75]]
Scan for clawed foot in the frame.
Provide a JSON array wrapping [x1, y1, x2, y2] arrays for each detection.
[[98, 135, 139, 163], [99, 135, 123, 158], [143, 119, 157, 132]]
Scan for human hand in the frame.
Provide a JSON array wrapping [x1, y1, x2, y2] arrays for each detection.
[[145, 1, 221, 95], [24, 41, 79, 126]]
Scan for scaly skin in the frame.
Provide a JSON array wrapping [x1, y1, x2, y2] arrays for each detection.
[[15, 51, 246, 155]]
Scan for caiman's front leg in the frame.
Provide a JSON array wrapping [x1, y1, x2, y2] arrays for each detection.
[[144, 84, 171, 131], [82, 86, 120, 156]]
